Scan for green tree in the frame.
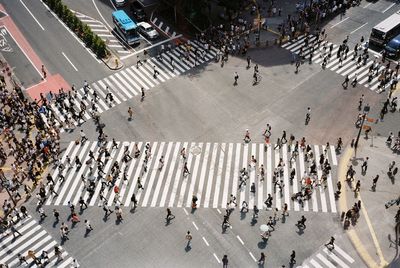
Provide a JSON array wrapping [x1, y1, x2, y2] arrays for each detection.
[[83, 25, 94, 47], [55, 1, 64, 17]]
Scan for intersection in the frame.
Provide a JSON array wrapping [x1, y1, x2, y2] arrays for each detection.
[[0, 0, 399, 267]]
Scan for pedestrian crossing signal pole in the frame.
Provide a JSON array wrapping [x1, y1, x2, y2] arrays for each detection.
[[354, 105, 370, 158]]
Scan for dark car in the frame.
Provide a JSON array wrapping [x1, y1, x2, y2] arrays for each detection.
[[384, 33, 400, 59], [130, 1, 146, 22]]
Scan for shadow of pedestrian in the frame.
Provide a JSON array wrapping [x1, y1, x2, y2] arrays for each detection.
[[191, 208, 197, 214], [240, 211, 247, 220], [102, 215, 109, 223], [185, 245, 191, 252], [52, 220, 59, 228], [281, 215, 286, 224], [129, 207, 136, 214], [251, 218, 258, 226], [295, 225, 305, 235], [257, 240, 268, 249]]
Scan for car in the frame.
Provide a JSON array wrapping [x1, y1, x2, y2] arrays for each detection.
[[130, 1, 146, 21], [113, 0, 126, 7], [137, 22, 159, 40], [384, 33, 400, 59]]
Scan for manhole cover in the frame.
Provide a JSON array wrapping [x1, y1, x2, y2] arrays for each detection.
[[190, 145, 201, 155]]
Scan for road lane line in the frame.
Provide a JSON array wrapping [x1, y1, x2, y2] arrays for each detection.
[[183, 208, 188, 215], [363, 3, 372, 8], [236, 235, 244, 245], [330, 17, 349, 28], [62, 52, 78, 71], [213, 253, 221, 263], [19, 0, 45, 31], [249, 252, 257, 262], [382, 3, 395, 13], [202, 237, 209, 246], [40, 0, 101, 62], [350, 22, 368, 34], [192, 221, 199, 230]]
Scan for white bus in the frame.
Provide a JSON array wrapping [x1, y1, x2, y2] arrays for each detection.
[[370, 11, 400, 48]]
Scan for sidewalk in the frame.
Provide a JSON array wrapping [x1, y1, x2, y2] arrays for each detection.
[[337, 133, 399, 267]]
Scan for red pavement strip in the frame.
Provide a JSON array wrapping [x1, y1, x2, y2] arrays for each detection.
[[0, 4, 70, 101]]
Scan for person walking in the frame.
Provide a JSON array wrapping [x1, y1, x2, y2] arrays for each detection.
[[234, 72, 239, 86], [361, 157, 369, 174], [258, 252, 266, 265], [80, 130, 87, 144], [128, 107, 133, 120], [325, 236, 335, 249], [371, 175, 379, 191], [222, 255, 228, 268], [342, 75, 349, 89], [185, 231, 192, 248], [84, 219, 93, 236], [166, 208, 175, 221], [10, 225, 22, 238], [130, 193, 138, 209], [290, 250, 296, 264], [53, 209, 60, 222]]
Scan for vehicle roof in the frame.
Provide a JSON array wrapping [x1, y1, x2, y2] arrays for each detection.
[[373, 11, 400, 33], [137, 22, 152, 28], [112, 10, 137, 30]]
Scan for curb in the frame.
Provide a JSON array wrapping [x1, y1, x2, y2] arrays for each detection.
[[338, 146, 389, 268], [101, 52, 124, 71]]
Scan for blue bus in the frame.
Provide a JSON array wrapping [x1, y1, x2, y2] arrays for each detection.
[[112, 10, 141, 45]]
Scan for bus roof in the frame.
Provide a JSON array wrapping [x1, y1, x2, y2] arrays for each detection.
[[373, 11, 400, 33], [112, 10, 137, 30]]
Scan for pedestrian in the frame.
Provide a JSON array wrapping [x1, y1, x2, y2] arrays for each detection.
[[84, 219, 93, 235], [18, 253, 28, 265], [296, 215, 306, 228], [305, 107, 311, 124], [352, 73, 358, 87], [80, 129, 87, 144], [325, 236, 335, 249], [53, 209, 60, 222], [103, 203, 113, 218], [10, 225, 22, 238], [295, 60, 300, 73], [241, 201, 249, 213], [250, 182, 256, 194], [38, 207, 47, 220], [222, 255, 228, 268], [354, 180, 361, 192], [290, 250, 296, 264], [342, 75, 349, 89], [158, 156, 164, 171], [234, 72, 239, 85], [130, 193, 138, 209], [41, 65, 46, 79], [153, 65, 159, 78], [361, 157, 369, 173], [166, 208, 175, 221], [371, 175, 379, 191], [128, 107, 133, 120], [137, 177, 144, 190], [79, 197, 88, 210], [185, 231, 192, 248], [247, 56, 251, 68], [141, 87, 145, 101], [256, 252, 266, 266]]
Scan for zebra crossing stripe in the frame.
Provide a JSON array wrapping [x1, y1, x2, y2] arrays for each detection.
[[136, 142, 159, 204], [310, 259, 324, 268], [89, 142, 113, 206], [62, 142, 97, 205], [119, 69, 142, 93], [257, 144, 264, 208], [94, 80, 121, 104], [204, 143, 219, 208], [274, 147, 281, 209], [115, 72, 139, 96], [298, 149, 309, 211], [167, 142, 187, 208], [177, 142, 195, 207], [196, 143, 211, 206], [248, 143, 256, 208], [322, 248, 350, 268], [140, 64, 161, 85], [142, 142, 165, 207], [239, 144, 248, 208], [229, 143, 241, 208], [315, 145, 328, 213], [282, 144, 290, 210], [108, 75, 133, 99], [124, 142, 144, 206], [55, 141, 90, 206], [129, 66, 154, 88], [266, 145, 272, 197], [159, 142, 181, 207], [334, 245, 355, 263], [213, 143, 226, 208], [186, 143, 203, 207], [125, 142, 147, 206], [222, 143, 234, 208], [316, 253, 336, 268], [324, 146, 337, 213], [102, 77, 127, 101], [0, 220, 37, 247], [148, 58, 171, 81], [150, 142, 172, 207]]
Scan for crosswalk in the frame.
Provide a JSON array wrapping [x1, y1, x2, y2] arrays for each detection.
[[300, 243, 356, 268], [0, 217, 73, 267], [45, 140, 338, 213], [73, 11, 132, 55], [281, 35, 391, 93], [151, 17, 177, 37], [40, 39, 217, 132]]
